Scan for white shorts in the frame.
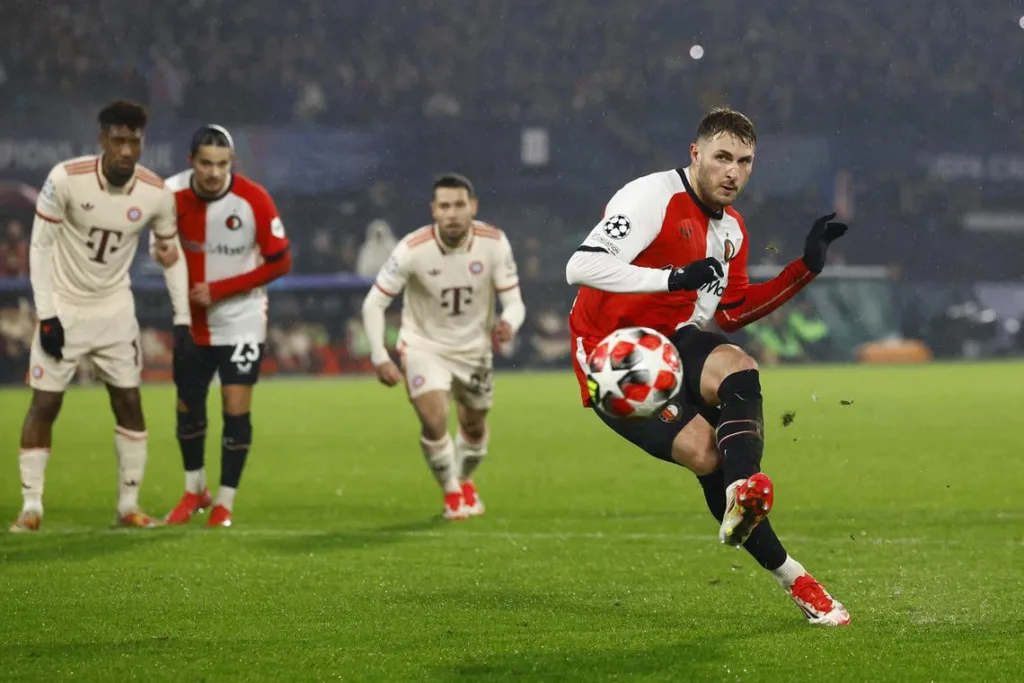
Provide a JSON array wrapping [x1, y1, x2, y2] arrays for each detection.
[[28, 302, 141, 392], [400, 347, 493, 410]]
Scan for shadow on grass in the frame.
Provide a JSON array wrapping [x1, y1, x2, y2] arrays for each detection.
[[0, 527, 178, 565], [258, 516, 447, 554]]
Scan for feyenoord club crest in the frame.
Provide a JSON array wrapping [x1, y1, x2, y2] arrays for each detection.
[[226, 214, 244, 230], [723, 238, 737, 262], [602, 214, 631, 239]]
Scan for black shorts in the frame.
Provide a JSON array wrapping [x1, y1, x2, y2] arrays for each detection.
[[174, 342, 264, 402], [592, 326, 730, 463]]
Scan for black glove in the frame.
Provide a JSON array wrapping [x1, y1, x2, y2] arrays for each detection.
[[668, 257, 724, 292], [803, 213, 849, 274], [38, 317, 64, 360]]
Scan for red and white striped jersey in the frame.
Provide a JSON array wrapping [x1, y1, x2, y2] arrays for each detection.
[[166, 171, 289, 346], [568, 166, 814, 405]]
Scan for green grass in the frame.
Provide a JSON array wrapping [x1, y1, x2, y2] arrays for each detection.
[[1, 363, 1022, 682]]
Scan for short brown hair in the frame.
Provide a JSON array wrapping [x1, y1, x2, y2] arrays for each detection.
[[696, 106, 756, 147]]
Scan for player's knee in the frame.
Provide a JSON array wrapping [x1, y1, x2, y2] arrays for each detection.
[[28, 391, 63, 424], [223, 413, 252, 449], [222, 386, 253, 415], [420, 421, 449, 442], [176, 405, 208, 441], [109, 386, 143, 420], [702, 346, 759, 404], [671, 420, 720, 476], [460, 421, 487, 444]]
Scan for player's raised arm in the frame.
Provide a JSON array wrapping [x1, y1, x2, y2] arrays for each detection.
[[361, 243, 409, 384], [714, 213, 848, 332], [201, 185, 292, 305], [30, 166, 68, 340], [565, 178, 723, 294]]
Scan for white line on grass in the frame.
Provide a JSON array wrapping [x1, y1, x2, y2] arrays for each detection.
[[14, 527, 1011, 547]]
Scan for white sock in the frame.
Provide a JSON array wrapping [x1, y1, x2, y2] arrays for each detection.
[[18, 448, 49, 513], [456, 428, 489, 482], [770, 555, 807, 589], [216, 486, 237, 511], [114, 427, 148, 516], [185, 468, 207, 494], [420, 434, 460, 494]]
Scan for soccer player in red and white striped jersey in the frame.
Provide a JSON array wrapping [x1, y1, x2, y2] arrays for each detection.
[[566, 107, 851, 625], [156, 125, 291, 528]]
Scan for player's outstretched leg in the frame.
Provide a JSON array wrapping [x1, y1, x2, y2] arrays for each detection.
[[698, 469, 850, 625], [107, 385, 160, 528], [11, 391, 63, 532], [455, 403, 489, 517], [166, 399, 213, 525]]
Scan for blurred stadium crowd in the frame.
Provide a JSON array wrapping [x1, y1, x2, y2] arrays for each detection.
[[2, 1, 1020, 133], [2, 0, 1023, 382]]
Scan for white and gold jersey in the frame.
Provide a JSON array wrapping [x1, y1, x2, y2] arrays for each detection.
[[374, 221, 520, 357], [31, 155, 176, 318]]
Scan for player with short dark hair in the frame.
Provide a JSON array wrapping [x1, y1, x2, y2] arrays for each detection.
[[361, 173, 526, 520], [11, 99, 187, 532], [566, 106, 851, 625], [158, 124, 292, 528]]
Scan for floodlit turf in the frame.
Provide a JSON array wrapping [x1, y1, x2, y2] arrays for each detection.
[[1, 362, 1022, 682]]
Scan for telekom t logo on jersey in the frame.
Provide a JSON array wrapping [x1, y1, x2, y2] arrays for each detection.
[[441, 286, 473, 316], [87, 227, 124, 264]]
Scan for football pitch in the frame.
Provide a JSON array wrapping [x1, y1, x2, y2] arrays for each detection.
[[1, 362, 1022, 682]]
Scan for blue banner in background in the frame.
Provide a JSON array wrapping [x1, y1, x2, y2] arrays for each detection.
[[3, 123, 1024, 198], [0, 124, 403, 194]]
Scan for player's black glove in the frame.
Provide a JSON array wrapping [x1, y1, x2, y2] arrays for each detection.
[[667, 257, 724, 292], [803, 212, 849, 274], [38, 317, 64, 361]]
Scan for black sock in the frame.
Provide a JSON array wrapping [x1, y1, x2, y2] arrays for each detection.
[[221, 413, 252, 488], [697, 470, 728, 522], [743, 519, 788, 571], [176, 409, 207, 472], [715, 369, 765, 486], [698, 469, 787, 571]]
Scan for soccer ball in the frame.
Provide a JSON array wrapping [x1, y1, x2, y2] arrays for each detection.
[[585, 327, 683, 419]]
